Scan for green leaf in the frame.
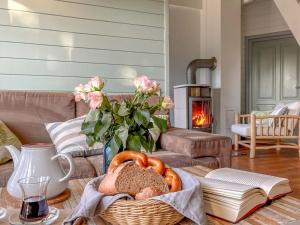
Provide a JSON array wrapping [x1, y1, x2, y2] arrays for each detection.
[[81, 121, 97, 135], [85, 109, 100, 122], [140, 135, 154, 153], [118, 101, 129, 116], [138, 128, 146, 136], [134, 109, 150, 127], [115, 125, 129, 149], [107, 135, 122, 161], [111, 101, 120, 114], [86, 135, 96, 147], [95, 112, 112, 140], [152, 116, 167, 132], [127, 134, 141, 151], [100, 95, 111, 111]]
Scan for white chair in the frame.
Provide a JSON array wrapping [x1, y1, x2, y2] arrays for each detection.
[[232, 102, 300, 158]]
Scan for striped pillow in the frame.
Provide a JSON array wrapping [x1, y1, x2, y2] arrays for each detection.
[[45, 116, 103, 154]]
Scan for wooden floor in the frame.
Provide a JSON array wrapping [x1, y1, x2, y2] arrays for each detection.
[[231, 148, 300, 198]]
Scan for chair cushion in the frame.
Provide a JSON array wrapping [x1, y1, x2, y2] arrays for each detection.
[[231, 124, 251, 136], [231, 124, 290, 136]]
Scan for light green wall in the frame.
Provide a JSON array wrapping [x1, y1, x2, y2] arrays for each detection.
[[0, 0, 166, 93]]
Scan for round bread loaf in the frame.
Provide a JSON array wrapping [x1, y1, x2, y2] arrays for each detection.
[[99, 162, 169, 197]]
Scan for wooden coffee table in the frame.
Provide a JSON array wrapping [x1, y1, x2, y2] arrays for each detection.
[[1, 165, 300, 225]]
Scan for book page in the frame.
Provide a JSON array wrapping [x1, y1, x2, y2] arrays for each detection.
[[198, 177, 264, 199], [205, 168, 289, 195]]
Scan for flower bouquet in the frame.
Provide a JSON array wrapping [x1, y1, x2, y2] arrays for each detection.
[[74, 75, 174, 173]]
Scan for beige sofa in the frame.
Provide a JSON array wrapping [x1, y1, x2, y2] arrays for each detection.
[[0, 91, 232, 187]]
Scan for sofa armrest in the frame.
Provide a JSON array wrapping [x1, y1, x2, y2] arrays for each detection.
[[159, 128, 232, 168]]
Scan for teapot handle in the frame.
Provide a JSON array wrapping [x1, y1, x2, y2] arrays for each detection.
[[51, 153, 75, 182]]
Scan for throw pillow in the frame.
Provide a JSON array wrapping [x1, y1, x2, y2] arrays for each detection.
[[45, 116, 103, 155], [282, 101, 300, 131], [0, 121, 22, 164], [269, 105, 288, 126], [251, 111, 272, 125]]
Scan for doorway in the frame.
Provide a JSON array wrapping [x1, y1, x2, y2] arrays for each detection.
[[245, 32, 300, 112]]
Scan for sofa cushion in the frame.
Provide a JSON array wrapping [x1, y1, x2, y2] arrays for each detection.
[[60, 157, 97, 179], [0, 91, 75, 144], [86, 155, 103, 176], [159, 128, 232, 159], [150, 150, 219, 169]]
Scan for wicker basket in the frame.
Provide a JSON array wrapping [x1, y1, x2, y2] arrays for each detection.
[[100, 199, 184, 225]]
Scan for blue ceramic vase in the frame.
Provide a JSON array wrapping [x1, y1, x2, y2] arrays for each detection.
[[102, 140, 120, 174]]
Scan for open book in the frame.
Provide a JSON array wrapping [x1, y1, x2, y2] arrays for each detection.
[[198, 168, 292, 223]]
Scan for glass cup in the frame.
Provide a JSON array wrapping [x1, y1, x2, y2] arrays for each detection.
[[18, 176, 50, 224]]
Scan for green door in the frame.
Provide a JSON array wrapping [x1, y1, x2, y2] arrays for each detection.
[[250, 37, 300, 111]]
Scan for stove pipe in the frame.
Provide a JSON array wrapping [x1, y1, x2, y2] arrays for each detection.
[[186, 57, 217, 84]]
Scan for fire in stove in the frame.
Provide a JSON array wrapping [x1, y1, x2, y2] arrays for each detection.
[[193, 111, 207, 127], [191, 101, 211, 128]]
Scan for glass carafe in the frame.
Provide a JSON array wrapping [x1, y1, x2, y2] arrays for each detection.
[[18, 176, 50, 224]]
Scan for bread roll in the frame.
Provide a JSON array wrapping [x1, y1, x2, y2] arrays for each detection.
[[135, 187, 163, 200]]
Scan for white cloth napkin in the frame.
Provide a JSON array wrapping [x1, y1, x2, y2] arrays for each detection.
[[64, 168, 206, 225]]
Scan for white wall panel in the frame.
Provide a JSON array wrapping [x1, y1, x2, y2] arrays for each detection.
[[0, 0, 166, 93], [0, 42, 164, 67], [54, 0, 164, 14], [0, 10, 164, 40], [0, 59, 165, 80], [242, 0, 289, 36], [0, 0, 164, 27], [0, 26, 164, 54], [0, 74, 165, 93]]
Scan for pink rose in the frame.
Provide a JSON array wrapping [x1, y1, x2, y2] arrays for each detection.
[[75, 83, 84, 92], [74, 84, 87, 101], [75, 94, 82, 102], [84, 83, 92, 92], [150, 80, 160, 95], [134, 75, 151, 92], [88, 91, 103, 110], [162, 96, 174, 109], [134, 76, 160, 94], [88, 76, 104, 90]]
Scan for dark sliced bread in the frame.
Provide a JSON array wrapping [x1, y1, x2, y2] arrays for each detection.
[[99, 162, 169, 197]]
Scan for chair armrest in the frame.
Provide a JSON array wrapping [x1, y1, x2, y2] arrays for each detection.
[[235, 112, 251, 124], [158, 128, 232, 168], [255, 115, 300, 134]]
